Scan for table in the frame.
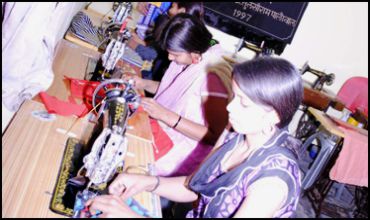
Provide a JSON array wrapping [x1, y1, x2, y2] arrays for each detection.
[[307, 107, 368, 138], [303, 86, 344, 111], [308, 108, 368, 186], [300, 107, 368, 217], [2, 39, 160, 217], [302, 107, 368, 188]]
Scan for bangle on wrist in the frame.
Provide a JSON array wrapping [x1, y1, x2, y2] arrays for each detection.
[[172, 115, 182, 129], [147, 176, 160, 192]]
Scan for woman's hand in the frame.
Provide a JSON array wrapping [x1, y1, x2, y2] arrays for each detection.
[[108, 173, 155, 199], [131, 31, 147, 46], [141, 97, 170, 121], [85, 195, 141, 218], [121, 73, 145, 90], [136, 2, 149, 15]]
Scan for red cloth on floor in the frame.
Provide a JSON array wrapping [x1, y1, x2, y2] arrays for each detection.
[[39, 92, 89, 117], [150, 119, 174, 161], [329, 127, 368, 187]]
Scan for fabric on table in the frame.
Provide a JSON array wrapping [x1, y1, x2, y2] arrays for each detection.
[[329, 126, 368, 187], [65, 76, 102, 102], [39, 92, 88, 117]]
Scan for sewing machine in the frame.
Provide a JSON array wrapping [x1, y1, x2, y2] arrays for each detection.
[[70, 79, 141, 217], [233, 37, 275, 58], [300, 61, 335, 91], [296, 63, 338, 140], [90, 26, 131, 81], [90, 2, 133, 81]]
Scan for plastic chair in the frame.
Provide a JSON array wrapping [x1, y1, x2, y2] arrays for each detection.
[[336, 76, 368, 116]]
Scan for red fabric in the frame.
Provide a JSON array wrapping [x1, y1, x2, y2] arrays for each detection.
[[150, 119, 174, 161], [38, 76, 104, 117], [329, 126, 368, 187], [65, 76, 102, 100], [39, 92, 89, 117]]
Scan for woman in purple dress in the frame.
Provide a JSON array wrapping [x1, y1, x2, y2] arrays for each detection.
[[86, 57, 303, 218]]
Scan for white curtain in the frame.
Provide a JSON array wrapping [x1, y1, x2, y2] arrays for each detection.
[[2, 2, 87, 112]]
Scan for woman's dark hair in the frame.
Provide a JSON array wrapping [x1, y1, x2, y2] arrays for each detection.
[[232, 57, 303, 129], [176, 2, 204, 21], [160, 13, 212, 54]]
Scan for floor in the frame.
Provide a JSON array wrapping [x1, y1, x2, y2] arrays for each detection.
[[296, 182, 360, 218]]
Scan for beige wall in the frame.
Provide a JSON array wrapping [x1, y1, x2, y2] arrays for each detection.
[[207, 2, 368, 133], [210, 2, 368, 95]]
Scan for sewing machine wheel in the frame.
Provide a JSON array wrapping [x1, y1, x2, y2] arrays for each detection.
[[325, 73, 335, 86], [92, 79, 139, 115]]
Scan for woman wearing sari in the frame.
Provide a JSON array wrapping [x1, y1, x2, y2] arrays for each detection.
[[125, 13, 233, 177], [87, 57, 304, 218]]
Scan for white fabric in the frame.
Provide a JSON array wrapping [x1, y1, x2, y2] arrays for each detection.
[[2, 2, 86, 111]]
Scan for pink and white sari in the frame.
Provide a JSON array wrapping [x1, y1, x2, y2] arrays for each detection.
[[153, 44, 232, 176]]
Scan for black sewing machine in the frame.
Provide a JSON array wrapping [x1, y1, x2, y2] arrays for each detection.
[[49, 79, 141, 217], [300, 61, 335, 91], [233, 37, 275, 58]]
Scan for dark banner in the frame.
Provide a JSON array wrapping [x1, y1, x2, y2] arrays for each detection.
[[204, 2, 308, 44]]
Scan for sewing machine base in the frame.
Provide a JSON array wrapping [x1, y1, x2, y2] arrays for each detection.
[[49, 137, 111, 217]]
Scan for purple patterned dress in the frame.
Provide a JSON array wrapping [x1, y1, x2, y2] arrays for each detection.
[[187, 129, 302, 218]]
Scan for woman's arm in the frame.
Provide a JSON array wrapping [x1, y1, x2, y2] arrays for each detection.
[[142, 96, 229, 145], [141, 78, 160, 94], [233, 177, 288, 218], [171, 96, 229, 145], [122, 74, 159, 94], [150, 176, 198, 202], [109, 174, 198, 203], [86, 175, 198, 218]]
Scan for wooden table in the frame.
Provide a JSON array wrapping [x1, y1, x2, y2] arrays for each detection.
[[303, 86, 344, 111], [2, 39, 160, 217], [308, 107, 368, 138]]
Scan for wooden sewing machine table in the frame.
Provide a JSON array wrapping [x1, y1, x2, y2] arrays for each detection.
[[2, 39, 161, 217]]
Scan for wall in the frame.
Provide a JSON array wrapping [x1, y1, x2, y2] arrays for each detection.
[[209, 2, 368, 95], [207, 2, 368, 133]]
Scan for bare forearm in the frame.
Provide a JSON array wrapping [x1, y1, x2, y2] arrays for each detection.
[[148, 176, 198, 202], [159, 111, 221, 145], [160, 111, 208, 141], [142, 79, 159, 94]]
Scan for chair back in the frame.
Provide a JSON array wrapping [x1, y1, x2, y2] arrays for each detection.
[[337, 77, 368, 116]]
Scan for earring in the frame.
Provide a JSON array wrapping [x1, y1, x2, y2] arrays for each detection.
[[262, 124, 275, 136], [192, 56, 201, 64]]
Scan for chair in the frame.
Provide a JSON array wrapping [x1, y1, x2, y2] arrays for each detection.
[[298, 76, 368, 217], [336, 76, 368, 116]]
